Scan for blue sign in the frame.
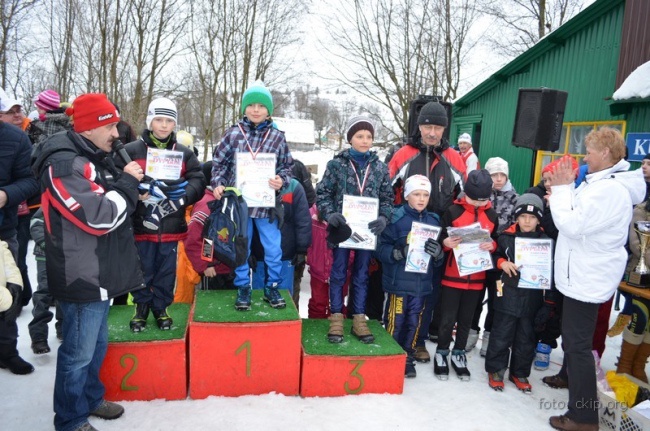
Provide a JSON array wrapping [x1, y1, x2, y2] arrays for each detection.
[[627, 133, 650, 162]]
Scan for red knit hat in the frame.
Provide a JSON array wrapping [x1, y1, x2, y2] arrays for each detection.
[[542, 155, 578, 175], [65, 93, 120, 133]]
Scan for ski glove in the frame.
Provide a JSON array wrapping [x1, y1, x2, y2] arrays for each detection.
[[268, 196, 285, 230], [534, 299, 557, 333], [424, 238, 443, 260], [392, 245, 409, 261], [1, 283, 22, 322], [327, 213, 346, 228], [368, 216, 387, 236]]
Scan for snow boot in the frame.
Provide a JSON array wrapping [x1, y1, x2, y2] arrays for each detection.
[[235, 285, 252, 311], [351, 314, 374, 344], [509, 374, 532, 393], [480, 331, 490, 357], [0, 343, 34, 375], [129, 303, 150, 332], [405, 360, 417, 378], [542, 373, 568, 389], [263, 284, 286, 309], [428, 332, 438, 343], [152, 308, 173, 330], [328, 313, 344, 343], [433, 351, 449, 380], [534, 342, 551, 371], [631, 342, 650, 383], [450, 349, 471, 381], [414, 345, 431, 363], [31, 340, 51, 355], [488, 369, 506, 391], [90, 400, 124, 420], [607, 313, 631, 337], [466, 329, 479, 352]]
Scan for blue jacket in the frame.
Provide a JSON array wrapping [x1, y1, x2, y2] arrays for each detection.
[[376, 204, 443, 297]]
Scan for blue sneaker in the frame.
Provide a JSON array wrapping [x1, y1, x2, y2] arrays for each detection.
[[235, 285, 252, 311], [263, 284, 286, 309]]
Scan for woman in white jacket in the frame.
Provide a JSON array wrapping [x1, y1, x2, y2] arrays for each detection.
[[547, 127, 645, 431]]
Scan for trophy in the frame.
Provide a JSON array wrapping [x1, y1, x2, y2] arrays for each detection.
[[628, 221, 650, 288]]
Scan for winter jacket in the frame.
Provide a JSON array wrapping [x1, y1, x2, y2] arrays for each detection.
[[31, 130, 145, 303], [460, 148, 480, 173], [626, 202, 650, 277], [183, 189, 234, 276], [293, 159, 316, 207], [27, 110, 72, 145], [211, 117, 294, 219], [307, 205, 333, 281], [316, 149, 393, 223], [550, 159, 645, 303], [491, 182, 518, 234], [116, 131, 205, 242], [388, 138, 466, 217], [0, 122, 39, 240], [440, 197, 498, 291], [526, 182, 559, 241], [493, 224, 548, 318], [376, 204, 443, 297], [252, 179, 312, 261]]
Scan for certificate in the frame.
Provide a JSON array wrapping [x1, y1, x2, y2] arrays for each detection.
[[339, 195, 378, 250], [405, 222, 442, 274], [145, 148, 183, 180], [453, 242, 493, 276], [515, 237, 553, 289], [235, 152, 276, 208]]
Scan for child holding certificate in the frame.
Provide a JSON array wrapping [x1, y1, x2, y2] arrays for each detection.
[[376, 175, 444, 378], [316, 115, 393, 344], [211, 81, 294, 311], [435, 169, 498, 381], [117, 97, 205, 331], [485, 193, 551, 393]]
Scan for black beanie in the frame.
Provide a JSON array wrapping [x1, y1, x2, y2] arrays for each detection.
[[464, 169, 493, 201], [346, 115, 375, 143], [417, 102, 448, 127], [513, 193, 544, 221], [327, 223, 352, 244]]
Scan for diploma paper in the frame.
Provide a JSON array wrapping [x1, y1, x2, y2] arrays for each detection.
[[453, 242, 494, 276], [339, 195, 379, 250], [236, 152, 276, 208], [405, 222, 442, 274], [515, 237, 553, 289], [145, 148, 183, 180]]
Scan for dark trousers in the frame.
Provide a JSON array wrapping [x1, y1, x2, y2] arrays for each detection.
[[16, 212, 33, 305], [384, 293, 426, 365], [484, 311, 536, 376], [417, 271, 441, 346], [437, 286, 483, 352], [471, 271, 498, 332], [29, 259, 62, 342], [562, 296, 599, 425], [0, 236, 19, 350], [132, 241, 178, 311]]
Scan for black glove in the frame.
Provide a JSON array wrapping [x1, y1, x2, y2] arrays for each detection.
[[392, 245, 409, 261], [368, 216, 388, 236], [268, 196, 285, 230], [327, 213, 346, 228], [424, 238, 443, 260], [292, 254, 306, 266], [2, 283, 22, 322], [534, 300, 557, 333]]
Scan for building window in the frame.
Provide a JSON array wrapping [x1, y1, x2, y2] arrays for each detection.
[[532, 121, 626, 185]]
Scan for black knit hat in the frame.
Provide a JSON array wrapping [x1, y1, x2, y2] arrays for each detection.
[[327, 223, 352, 244], [464, 169, 493, 201], [513, 193, 544, 221], [417, 102, 448, 127]]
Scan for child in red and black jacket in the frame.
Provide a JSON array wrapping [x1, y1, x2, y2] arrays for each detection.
[[434, 169, 498, 381]]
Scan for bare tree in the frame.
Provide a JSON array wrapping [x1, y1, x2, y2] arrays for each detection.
[[0, 0, 40, 93]]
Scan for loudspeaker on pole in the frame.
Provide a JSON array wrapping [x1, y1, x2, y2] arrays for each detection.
[[512, 88, 568, 152]]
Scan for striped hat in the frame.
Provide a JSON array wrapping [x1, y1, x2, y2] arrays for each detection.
[[345, 115, 375, 143], [34, 90, 61, 111], [146, 97, 177, 130]]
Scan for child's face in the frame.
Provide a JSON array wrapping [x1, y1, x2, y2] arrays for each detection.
[[542, 172, 552, 193], [517, 213, 539, 233], [465, 196, 489, 207], [491, 172, 507, 191], [350, 129, 373, 153], [150, 117, 176, 140], [244, 103, 269, 125], [406, 190, 430, 212]]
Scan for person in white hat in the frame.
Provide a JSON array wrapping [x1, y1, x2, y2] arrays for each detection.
[[457, 133, 479, 173]]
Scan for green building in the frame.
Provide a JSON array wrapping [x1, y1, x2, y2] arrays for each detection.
[[451, 0, 650, 192]]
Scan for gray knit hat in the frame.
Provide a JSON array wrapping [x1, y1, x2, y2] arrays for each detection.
[[345, 115, 375, 143], [513, 193, 544, 221], [417, 102, 448, 127]]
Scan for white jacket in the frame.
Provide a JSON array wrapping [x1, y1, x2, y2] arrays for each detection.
[[0, 241, 21, 312], [550, 160, 645, 303]]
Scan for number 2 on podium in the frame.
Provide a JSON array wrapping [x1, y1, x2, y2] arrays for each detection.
[[235, 340, 252, 377]]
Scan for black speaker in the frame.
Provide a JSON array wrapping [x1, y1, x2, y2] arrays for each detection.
[[512, 88, 568, 152], [407, 95, 452, 143]]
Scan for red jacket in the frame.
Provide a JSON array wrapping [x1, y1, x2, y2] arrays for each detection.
[[440, 197, 498, 290]]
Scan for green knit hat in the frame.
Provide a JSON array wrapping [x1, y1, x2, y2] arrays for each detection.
[[241, 80, 273, 116]]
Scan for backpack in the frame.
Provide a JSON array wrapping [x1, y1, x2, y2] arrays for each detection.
[[202, 187, 249, 268]]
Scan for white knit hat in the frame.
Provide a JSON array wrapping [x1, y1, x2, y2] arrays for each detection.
[[484, 157, 509, 178], [404, 174, 431, 198], [146, 97, 177, 130], [457, 133, 472, 145]]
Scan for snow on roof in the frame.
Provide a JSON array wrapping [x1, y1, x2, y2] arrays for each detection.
[[273, 117, 315, 145], [613, 60, 650, 100]]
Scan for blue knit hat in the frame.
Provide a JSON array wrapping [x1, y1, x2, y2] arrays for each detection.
[[241, 80, 273, 116]]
